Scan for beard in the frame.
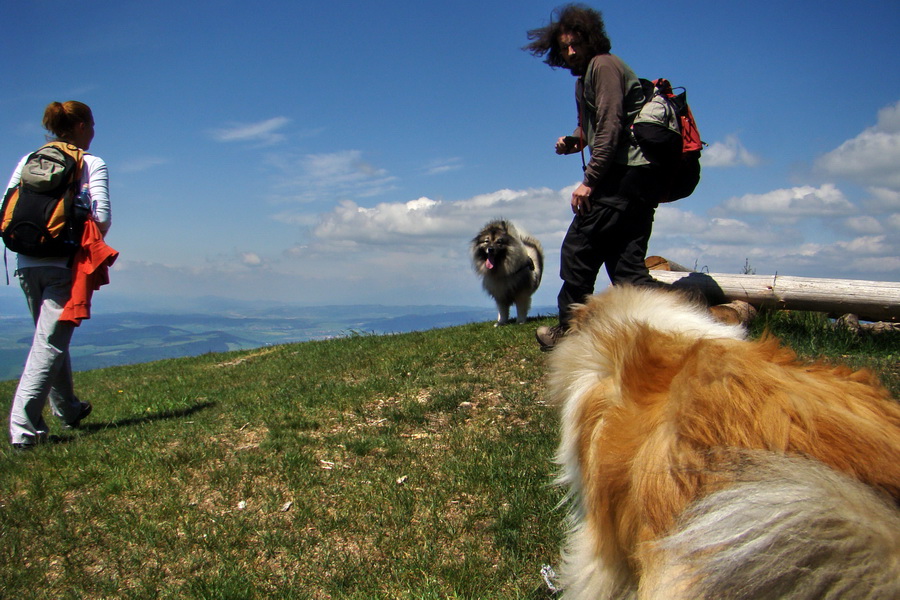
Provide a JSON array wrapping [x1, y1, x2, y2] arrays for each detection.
[[566, 62, 587, 76], [564, 55, 590, 76]]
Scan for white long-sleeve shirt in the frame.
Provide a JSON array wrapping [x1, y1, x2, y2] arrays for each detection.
[[5, 150, 111, 269]]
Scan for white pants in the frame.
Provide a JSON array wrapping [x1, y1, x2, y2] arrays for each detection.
[[9, 267, 82, 445]]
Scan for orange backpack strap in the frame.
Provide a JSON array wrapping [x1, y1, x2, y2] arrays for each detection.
[[43, 141, 85, 187]]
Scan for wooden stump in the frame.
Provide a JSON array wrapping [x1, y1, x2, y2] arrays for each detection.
[[644, 256, 900, 324]]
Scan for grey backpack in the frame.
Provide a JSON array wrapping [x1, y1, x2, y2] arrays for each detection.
[[0, 141, 88, 258]]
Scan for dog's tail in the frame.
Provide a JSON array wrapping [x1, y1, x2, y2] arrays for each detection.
[[640, 451, 900, 600]]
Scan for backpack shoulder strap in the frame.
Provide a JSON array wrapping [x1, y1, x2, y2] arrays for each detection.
[[43, 141, 85, 194], [42, 141, 85, 175]]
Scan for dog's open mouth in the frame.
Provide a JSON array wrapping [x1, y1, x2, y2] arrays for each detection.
[[485, 257, 494, 269]]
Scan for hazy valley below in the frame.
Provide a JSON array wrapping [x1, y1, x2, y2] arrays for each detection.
[[0, 297, 555, 381]]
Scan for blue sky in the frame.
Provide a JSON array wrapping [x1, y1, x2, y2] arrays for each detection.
[[2, 0, 899, 313]]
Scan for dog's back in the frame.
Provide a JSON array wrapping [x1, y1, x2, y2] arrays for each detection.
[[549, 285, 900, 599], [520, 232, 543, 291], [642, 451, 900, 600]]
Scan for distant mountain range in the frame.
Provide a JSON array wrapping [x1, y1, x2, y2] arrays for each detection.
[[0, 296, 556, 381]]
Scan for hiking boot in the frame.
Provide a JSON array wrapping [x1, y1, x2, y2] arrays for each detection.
[[536, 324, 568, 351], [63, 401, 92, 429]]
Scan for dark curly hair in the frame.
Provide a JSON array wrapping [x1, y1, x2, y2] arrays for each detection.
[[524, 4, 612, 68]]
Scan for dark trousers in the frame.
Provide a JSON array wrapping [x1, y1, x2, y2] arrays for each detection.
[[557, 165, 661, 328]]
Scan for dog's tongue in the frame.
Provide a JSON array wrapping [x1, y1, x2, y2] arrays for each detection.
[[486, 258, 494, 270]]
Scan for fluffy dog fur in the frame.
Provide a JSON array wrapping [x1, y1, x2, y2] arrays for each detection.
[[471, 220, 543, 325], [547, 285, 900, 599]]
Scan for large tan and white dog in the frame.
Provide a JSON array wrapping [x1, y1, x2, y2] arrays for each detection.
[[547, 285, 900, 599]]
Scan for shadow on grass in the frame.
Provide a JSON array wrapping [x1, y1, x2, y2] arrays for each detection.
[[51, 400, 217, 444]]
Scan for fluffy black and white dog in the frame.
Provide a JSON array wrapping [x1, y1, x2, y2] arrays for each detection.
[[471, 220, 543, 326]]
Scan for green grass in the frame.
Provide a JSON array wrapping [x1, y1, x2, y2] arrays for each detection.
[[750, 309, 899, 392], [0, 312, 897, 599]]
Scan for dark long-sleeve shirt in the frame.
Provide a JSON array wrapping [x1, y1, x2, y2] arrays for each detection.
[[575, 53, 647, 189]]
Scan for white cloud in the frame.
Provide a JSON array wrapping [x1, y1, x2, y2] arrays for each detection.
[[650, 171, 898, 279], [701, 217, 777, 245], [723, 183, 853, 217], [654, 205, 709, 235], [655, 207, 778, 245], [833, 235, 891, 255], [701, 135, 761, 168], [314, 198, 448, 245], [866, 187, 900, 211], [312, 187, 570, 248], [785, 235, 900, 277], [650, 234, 900, 281], [888, 214, 900, 230], [108, 99, 900, 311], [843, 215, 884, 235], [815, 99, 900, 190], [241, 252, 262, 267], [106, 173, 900, 310], [423, 157, 463, 175], [305, 151, 376, 179], [210, 116, 290, 146], [842, 255, 900, 273], [876, 100, 900, 131], [267, 150, 398, 204], [654, 210, 787, 274]]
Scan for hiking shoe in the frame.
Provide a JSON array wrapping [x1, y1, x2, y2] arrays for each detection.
[[63, 401, 92, 429], [536, 324, 567, 351]]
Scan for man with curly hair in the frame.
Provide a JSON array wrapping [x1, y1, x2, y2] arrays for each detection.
[[526, 4, 664, 350]]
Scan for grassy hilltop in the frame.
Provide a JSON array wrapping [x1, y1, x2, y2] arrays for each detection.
[[0, 312, 897, 599]]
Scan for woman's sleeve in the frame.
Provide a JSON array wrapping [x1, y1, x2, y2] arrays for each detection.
[[5, 156, 27, 193], [86, 157, 111, 234]]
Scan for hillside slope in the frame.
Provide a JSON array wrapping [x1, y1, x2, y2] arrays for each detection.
[[0, 318, 563, 599], [0, 311, 896, 599]]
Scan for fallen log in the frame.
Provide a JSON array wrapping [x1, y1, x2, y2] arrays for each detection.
[[708, 300, 758, 327], [646, 261, 900, 323], [645, 256, 692, 273], [836, 313, 900, 334]]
